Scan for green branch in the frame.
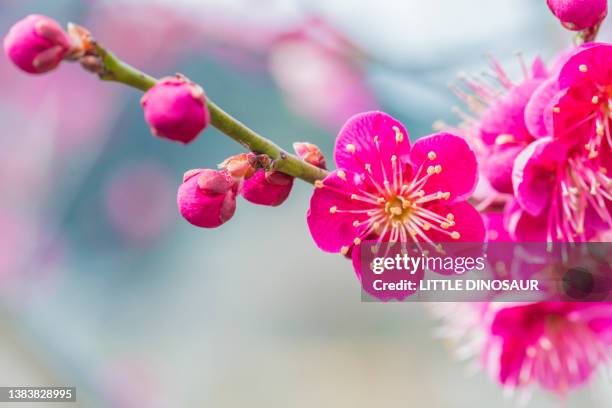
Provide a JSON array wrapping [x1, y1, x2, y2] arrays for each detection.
[[92, 44, 329, 184]]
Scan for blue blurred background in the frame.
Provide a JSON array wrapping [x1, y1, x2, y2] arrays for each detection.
[[0, 0, 611, 406]]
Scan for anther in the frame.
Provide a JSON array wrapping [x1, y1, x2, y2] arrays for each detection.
[[592, 95, 600, 104], [422, 222, 431, 230], [340, 246, 349, 255], [451, 231, 461, 239], [345, 144, 356, 153], [337, 170, 347, 180], [329, 206, 337, 214], [427, 166, 435, 175], [315, 180, 324, 188], [353, 237, 362, 245], [427, 151, 437, 160], [365, 163, 372, 173], [434, 165, 442, 174], [553, 106, 561, 113], [353, 220, 360, 227], [579, 64, 588, 73]]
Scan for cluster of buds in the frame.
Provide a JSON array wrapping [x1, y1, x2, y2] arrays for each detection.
[[178, 144, 326, 228]]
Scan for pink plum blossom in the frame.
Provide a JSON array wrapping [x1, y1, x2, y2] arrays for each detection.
[[512, 44, 612, 241], [268, 18, 377, 130], [449, 56, 548, 194], [177, 169, 238, 228], [240, 170, 294, 207], [141, 76, 210, 144], [307, 111, 485, 274], [546, 0, 608, 31], [435, 302, 612, 396], [3, 14, 71, 74]]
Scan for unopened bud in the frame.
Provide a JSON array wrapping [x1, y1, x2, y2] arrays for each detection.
[[141, 75, 210, 144], [546, 0, 608, 31], [293, 142, 327, 169], [177, 169, 238, 228], [219, 153, 257, 179], [3, 14, 71, 74], [240, 170, 294, 207]]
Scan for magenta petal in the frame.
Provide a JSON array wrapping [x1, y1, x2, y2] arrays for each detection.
[[512, 137, 565, 216], [558, 43, 612, 88], [483, 212, 512, 242], [334, 111, 411, 180], [504, 199, 547, 241], [410, 132, 478, 202], [480, 78, 543, 145], [240, 170, 294, 207], [483, 144, 526, 194], [307, 169, 368, 253], [423, 201, 486, 243], [524, 77, 559, 138]]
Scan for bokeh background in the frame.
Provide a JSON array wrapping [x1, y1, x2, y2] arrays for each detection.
[[1, 0, 611, 407]]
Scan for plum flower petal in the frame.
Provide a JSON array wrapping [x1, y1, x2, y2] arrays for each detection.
[[505, 199, 548, 242], [422, 201, 486, 243], [410, 132, 478, 202], [524, 77, 559, 138], [512, 137, 566, 217], [491, 302, 612, 394], [307, 169, 368, 253], [480, 79, 545, 146], [334, 111, 412, 183], [482, 144, 526, 194]]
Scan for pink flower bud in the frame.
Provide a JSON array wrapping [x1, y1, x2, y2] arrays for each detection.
[[546, 0, 608, 30], [3, 14, 71, 74], [240, 170, 294, 207], [218, 153, 257, 179], [177, 169, 237, 228], [141, 76, 210, 144], [293, 142, 327, 169]]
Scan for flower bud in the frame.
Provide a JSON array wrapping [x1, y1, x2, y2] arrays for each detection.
[[141, 76, 210, 144], [546, 0, 608, 30], [3, 14, 71, 74], [293, 142, 327, 169], [219, 153, 257, 179], [240, 170, 294, 207], [177, 169, 237, 228]]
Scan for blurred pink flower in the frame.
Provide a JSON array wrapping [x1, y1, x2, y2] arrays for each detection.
[[435, 302, 612, 396], [106, 162, 176, 244], [268, 18, 377, 130], [449, 56, 548, 194], [100, 358, 160, 408]]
